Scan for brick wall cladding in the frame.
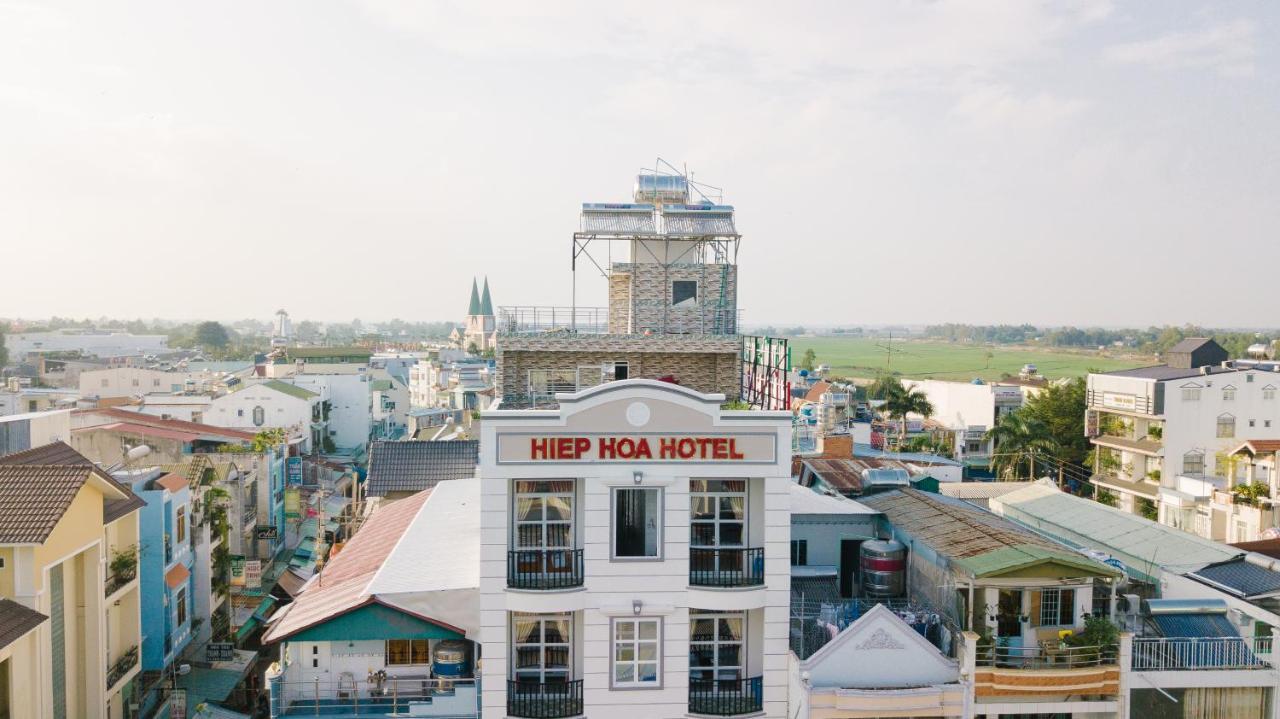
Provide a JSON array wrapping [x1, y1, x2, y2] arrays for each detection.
[[496, 336, 740, 400], [612, 262, 737, 334], [608, 272, 631, 333]]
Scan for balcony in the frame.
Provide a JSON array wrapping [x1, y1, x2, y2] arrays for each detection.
[[1132, 637, 1272, 671], [975, 642, 1118, 669], [1090, 434, 1162, 457], [688, 676, 763, 717], [507, 550, 584, 591], [106, 645, 139, 690], [270, 676, 478, 718], [506, 679, 583, 719], [498, 306, 742, 337], [690, 547, 764, 588]]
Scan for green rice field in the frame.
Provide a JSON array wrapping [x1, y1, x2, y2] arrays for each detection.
[[787, 337, 1147, 382]]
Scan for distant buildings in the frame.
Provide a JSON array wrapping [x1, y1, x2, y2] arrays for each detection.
[[1086, 338, 1280, 541], [450, 277, 497, 353], [4, 329, 169, 362]]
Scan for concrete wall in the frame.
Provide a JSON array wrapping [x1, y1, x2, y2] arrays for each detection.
[[612, 262, 737, 335], [79, 368, 193, 399]]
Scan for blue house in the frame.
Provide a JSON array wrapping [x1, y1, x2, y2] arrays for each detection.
[[128, 469, 197, 672]]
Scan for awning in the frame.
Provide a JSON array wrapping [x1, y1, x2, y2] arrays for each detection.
[[1090, 474, 1158, 500], [165, 563, 191, 590], [274, 569, 308, 599]]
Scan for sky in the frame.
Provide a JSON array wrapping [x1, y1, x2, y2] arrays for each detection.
[[1, 1, 1277, 328]]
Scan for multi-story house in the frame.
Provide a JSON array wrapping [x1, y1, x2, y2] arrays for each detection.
[[901, 378, 1024, 468], [0, 441, 146, 719], [124, 469, 197, 675], [1086, 338, 1280, 538], [479, 379, 792, 719]]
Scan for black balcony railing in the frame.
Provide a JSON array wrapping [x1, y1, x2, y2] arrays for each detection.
[[508, 549, 584, 590], [107, 645, 139, 689], [507, 679, 583, 719], [688, 676, 763, 716], [690, 547, 764, 588]]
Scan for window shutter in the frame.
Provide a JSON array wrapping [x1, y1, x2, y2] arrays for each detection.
[[1029, 590, 1043, 628]]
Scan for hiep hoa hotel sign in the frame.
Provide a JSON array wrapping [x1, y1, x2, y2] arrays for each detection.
[[496, 433, 777, 465]]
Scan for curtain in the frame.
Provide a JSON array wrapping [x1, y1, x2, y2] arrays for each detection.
[[1184, 687, 1267, 719]]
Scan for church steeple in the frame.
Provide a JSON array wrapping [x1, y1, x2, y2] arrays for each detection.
[[480, 277, 493, 316], [468, 277, 481, 316]]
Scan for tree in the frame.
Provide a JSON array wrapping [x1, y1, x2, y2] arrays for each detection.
[[800, 348, 817, 371], [194, 321, 230, 350], [1019, 378, 1088, 466], [883, 384, 934, 446], [866, 374, 904, 401], [985, 413, 1059, 481]]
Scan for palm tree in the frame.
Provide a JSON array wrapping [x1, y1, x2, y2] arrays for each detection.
[[985, 412, 1059, 481], [883, 385, 934, 449]]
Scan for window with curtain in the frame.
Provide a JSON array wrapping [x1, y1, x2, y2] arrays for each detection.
[[1218, 414, 1236, 439], [513, 481, 574, 550], [512, 614, 571, 684], [386, 639, 431, 666], [613, 488, 660, 558], [689, 611, 744, 683]]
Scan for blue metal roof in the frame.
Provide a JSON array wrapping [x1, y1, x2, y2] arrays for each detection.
[[1190, 559, 1280, 599]]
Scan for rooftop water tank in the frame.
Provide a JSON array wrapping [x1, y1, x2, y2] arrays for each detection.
[[634, 174, 689, 204], [861, 539, 906, 599]]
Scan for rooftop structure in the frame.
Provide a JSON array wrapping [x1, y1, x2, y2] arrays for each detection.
[[365, 439, 479, 499]]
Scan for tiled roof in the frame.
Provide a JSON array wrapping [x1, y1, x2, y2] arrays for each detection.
[[154, 473, 189, 493], [1233, 439, 1280, 455], [366, 440, 478, 497], [265, 490, 433, 642], [803, 381, 832, 404], [0, 465, 96, 544], [860, 489, 1119, 579], [1188, 558, 1280, 599], [0, 441, 146, 527], [0, 599, 47, 650]]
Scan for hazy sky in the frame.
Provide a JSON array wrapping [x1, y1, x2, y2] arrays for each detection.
[[2, 2, 1277, 327]]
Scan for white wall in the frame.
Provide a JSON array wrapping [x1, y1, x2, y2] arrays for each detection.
[[208, 386, 314, 437], [5, 331, 169, 360], [1161, 369, 1280, 480], [290, 374, 370, 450], [479, 382, 793, 719], [79, 368, 193, 398]]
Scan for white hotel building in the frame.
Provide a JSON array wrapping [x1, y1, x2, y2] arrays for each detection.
[[479, 380, 792, 719]]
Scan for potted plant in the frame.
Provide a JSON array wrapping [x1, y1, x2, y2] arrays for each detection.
[[1147, 425, 1163, 440], [109, 546, 138, 582]]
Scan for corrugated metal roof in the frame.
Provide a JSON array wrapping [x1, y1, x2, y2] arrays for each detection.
[[861, 489, 1119, 579], [789, 483, 878, 515], [1189, 559, 1280, 599], [989, 480, 1238, 582]]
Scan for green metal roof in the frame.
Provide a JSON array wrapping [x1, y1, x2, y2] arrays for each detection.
[[232, 379, 316, 400], [286, 602, 464, 643], [369, 379, 393, 391], [480, 277, 493, 316], [286, 347, 372, 360], [468, 278, 481, 315], [953, 543, 1121, 579]]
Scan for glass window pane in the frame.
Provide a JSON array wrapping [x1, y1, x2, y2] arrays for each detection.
[[691, 619, 715, 641], [616, 644, 634, 662], [691, 497, 716, 520], [616, 621, 634, 640], [638, 643, 657, 661], [544, 619, 570, 644], [689, 646, 714, 668], [719, 523, 743, 546], [719, 618, 743, 641], [546, 524, 571, 547], [691, 523, 716, 546], [615, 664, 634, 683], [545, 496, 572, 521], [515, 647, 542, 669], [545, 647, 569, 670], [615, 489, 659, 557], [515, 498, 542, 522], [514, 619, 541, 644], [718, 645, 741, 667], [638, 662, 658, 682], [719, 496, 745, 520], [639, 621, 657, 640]]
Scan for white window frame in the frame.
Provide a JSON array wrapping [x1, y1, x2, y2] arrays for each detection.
[[1264, 386, 1277, 401], [1218, 414, 1236, 439], [1039, 588, 1075, 627], [510, 613, 573, 684], [611, 487, 663, 561], [690, 480, 748, 550], [1184, 451, 1205, 476], [1223, 386, 1237, 401], [689, 610, 746, 683], [611, 617, 662, 689], [512, 480, 575, 551], [1182, 387, 1202, 401]]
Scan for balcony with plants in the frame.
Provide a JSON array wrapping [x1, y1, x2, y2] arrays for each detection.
[[106, 545, 138, 598]]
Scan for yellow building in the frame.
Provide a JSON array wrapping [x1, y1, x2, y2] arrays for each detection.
[[0, 441, 146, 719]]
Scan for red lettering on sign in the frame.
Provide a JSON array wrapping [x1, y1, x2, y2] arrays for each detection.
[[677, 438, 695, 459], [599, 437, 617, 459], [728, 438, 745, 460], [711, 438, 728, 459], [659, 437, 678, 459], [531, 438, 549, 459], [574, 437, 591, 458], [634, 438, 653, 459], [556, 437, 574, 459], [528, 436, 752, 461]]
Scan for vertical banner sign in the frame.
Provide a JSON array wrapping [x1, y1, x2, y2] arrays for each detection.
[[284, 488, 301, 519], [244, 560, 262, 590], [286, 456, 303, 486], [169, 689, 187, 719], [230, 555, 246, 587]]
